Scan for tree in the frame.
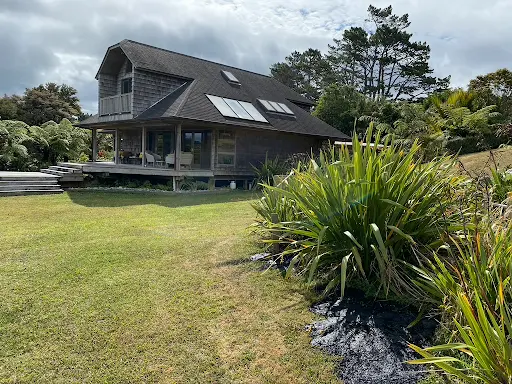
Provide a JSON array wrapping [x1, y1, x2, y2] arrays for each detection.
[[270, 49, 335, 102], [0, 95, 21, 120], [469, 69, 512, 119], [327, 5, 449, 101], [313, 85, 377, 135], [19, 83, 82, 126]]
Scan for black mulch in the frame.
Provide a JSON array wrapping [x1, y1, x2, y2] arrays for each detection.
[[308, 290, 438, 384]]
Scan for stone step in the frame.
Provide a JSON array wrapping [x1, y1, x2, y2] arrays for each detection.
[[0, 184, 62, 191], [49, 165, 82, 173], [0, 189, 64, 197]]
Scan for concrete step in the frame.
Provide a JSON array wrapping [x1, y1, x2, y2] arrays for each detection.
[[49, 165, 82, 173], [0, 189, 64, 196], [0, 184, 62, 191]]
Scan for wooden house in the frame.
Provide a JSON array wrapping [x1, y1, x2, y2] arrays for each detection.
[[76, 39, 349, 187]]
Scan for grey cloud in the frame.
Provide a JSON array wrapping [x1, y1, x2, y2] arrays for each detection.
[[1, 0, 512, 113]]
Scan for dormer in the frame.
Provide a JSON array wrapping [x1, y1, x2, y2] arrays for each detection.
[[96, 46, 133, 116]]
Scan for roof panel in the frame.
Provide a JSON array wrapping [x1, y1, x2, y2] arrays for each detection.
[[206, 94, 238, 118], [238, 101, 268, 123]]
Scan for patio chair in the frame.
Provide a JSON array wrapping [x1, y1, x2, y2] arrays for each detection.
[[145, 152, 155, 167], [180, 152, 194, 168], [165, 153, 175, 168]]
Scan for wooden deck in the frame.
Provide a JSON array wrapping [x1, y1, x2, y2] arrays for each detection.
[[60, 162, 214, 177]]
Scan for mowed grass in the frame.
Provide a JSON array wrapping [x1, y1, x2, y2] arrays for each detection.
[[0, 191, 338, 384], [458, 146, 512, 174]]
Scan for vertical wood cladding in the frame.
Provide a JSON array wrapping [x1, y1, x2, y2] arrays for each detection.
[[132, 69, 186, 116], [234, 128, 322, 170]]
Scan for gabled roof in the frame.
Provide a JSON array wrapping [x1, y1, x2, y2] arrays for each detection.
[[83, 40, 349, 140]]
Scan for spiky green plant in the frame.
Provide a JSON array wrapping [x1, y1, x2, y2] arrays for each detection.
[[251, 154, 289, 187], [408, 223, 512, 383], [255, 125, 467, 299]]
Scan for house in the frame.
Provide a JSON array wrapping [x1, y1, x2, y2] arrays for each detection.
[[75, 39, 349, 188]]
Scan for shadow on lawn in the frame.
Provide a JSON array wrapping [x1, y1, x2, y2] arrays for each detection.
[[66, 190, 257, 208]]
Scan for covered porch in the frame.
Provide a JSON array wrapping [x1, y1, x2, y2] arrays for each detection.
[[91, 123, 216, 172]]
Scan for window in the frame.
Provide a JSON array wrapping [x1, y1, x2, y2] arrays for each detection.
[[126, 61, 133, 73], [221, 70, 240, 85], [121, 78, 132, 94], [206, 95, 268, 123], [217, 130, 235, 166], [257, 99, 295, 116]]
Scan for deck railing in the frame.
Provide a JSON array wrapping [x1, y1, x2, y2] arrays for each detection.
[[99, 93, 132, 116]]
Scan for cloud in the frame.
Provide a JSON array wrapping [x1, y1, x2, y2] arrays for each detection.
[[1, 0, 511, 113]]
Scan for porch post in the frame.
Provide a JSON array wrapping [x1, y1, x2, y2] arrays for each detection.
[[175, 123, 181, 171], [92, 128, 97, 162], [210, 128, 216, 171], [141, 126, 146, 166], [114, 128, 119, 164]]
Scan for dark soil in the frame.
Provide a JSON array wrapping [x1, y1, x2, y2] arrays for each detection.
[[309, 290, 437, 384]]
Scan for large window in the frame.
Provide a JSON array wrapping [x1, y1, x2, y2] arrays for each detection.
[[217, 130, 235, 166]]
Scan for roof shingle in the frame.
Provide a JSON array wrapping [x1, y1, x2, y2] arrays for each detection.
[[84, 40, 349, 140]]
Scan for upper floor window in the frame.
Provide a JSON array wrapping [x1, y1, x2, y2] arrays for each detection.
[[121, 78, 132, 94], [126, 61, 133, 73]]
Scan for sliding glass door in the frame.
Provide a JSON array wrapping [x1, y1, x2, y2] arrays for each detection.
[[145, 130, 175, 167], [181, 131, 211, 169]]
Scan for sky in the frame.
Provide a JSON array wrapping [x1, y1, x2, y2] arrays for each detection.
[[1, 0, 511, 113]]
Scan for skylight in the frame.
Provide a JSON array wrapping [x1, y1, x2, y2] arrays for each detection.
[[206, 95, 268, 123], [221, 70, 240, 85], [257, 99, 295, 116]]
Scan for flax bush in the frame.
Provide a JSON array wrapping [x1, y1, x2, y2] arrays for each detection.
[[254, 126, 467, 299], [408, 223, 512, 384]]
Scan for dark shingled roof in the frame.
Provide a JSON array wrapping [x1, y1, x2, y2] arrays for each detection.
[[83, 40, 349, 140]]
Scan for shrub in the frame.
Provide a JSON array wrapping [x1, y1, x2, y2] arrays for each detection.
[[408, 224, 512, 383], [254, 126, 466, 299], [251, 154, 289, 187]]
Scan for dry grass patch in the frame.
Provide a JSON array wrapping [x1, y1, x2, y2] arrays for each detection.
[[458, 146, 512, 174]]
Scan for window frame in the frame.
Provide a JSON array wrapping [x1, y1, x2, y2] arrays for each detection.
[[121, 78, 132, 94]]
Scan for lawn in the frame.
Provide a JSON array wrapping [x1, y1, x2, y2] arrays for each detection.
[[0, 191, 338, 384], [458, 146, 512, 174]]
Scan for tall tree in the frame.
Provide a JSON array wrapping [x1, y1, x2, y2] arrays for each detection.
[[270, 49, 335, 102], [313, 85, 377, 135], [469, 69, 512, 119], [327, 5, 449, 101], [19, 83, 82, 126]]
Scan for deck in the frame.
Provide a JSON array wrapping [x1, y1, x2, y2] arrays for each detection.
[[59, 162, 256, 179]]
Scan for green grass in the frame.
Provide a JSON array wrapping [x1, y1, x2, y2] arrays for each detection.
[[0, 191, 338, 384]]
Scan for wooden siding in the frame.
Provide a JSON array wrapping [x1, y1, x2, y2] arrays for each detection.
[[119, 130, 142, 155], [132, 69, 186, 116], [116, 59, 133, 94], [234, 128, 322, 170], [98, 73, 117, 114]]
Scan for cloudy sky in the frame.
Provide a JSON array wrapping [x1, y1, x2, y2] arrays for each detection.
[[1, 0, 511, 113]]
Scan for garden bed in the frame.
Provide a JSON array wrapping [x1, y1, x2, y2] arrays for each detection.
[[308, 290, 437, 384]]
